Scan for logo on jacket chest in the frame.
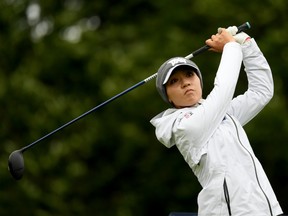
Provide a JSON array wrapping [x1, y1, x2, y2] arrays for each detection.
[[184, 112, 193, 119]]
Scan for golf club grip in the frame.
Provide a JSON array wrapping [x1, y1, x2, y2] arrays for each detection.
[[186, 22, 251, 59], [237, 22, 251, 33]]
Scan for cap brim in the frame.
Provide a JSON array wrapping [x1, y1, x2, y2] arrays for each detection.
[[162, 64, 198, 84]]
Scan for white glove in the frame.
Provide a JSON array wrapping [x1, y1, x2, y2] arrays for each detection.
[[217, 26, 251, 44], [226, 26, 238, 36], [233, 32, 251, 44], [217, 26, 238, 36]]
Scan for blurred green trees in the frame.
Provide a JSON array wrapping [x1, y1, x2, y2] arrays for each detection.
[[1, 0, 288, 215]]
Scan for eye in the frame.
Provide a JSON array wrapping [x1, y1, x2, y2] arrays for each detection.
[[186, 71, 195, 77], [168, 78, 178, 85]]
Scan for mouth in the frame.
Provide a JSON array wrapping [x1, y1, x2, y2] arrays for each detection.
[[185, 89, 194, 95]]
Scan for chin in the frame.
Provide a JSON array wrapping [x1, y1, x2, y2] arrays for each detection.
[[175, 103, 197, 109]]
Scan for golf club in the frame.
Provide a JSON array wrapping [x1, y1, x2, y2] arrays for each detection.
[[8, 22, 251, 180]]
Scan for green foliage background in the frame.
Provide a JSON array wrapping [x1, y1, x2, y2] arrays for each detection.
[[1, 0, 288, 215]]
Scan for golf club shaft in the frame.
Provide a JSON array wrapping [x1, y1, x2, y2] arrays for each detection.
[[20, 22, 250, 153], [20, 74, 157, 152]]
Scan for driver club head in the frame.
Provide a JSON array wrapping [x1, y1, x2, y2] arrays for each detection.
[[8, 150, 25, 180]]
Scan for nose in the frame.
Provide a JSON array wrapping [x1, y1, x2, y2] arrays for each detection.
[[181, 79, 191, 88]]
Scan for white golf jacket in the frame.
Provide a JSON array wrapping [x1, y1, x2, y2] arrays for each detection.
[[151, 40, 283, 215]]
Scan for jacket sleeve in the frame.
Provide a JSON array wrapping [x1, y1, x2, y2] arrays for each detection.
[[227, 39, 273, 126], [173, 42, 243, 166]]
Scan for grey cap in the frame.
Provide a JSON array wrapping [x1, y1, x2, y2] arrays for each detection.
[[156, 57, 203, 105]]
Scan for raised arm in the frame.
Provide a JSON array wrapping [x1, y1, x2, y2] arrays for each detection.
[[227, 38, 273, 126], [174, 38, 243, 165]]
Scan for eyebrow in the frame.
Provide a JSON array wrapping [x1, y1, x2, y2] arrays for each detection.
[[171, 70, 195, 77]]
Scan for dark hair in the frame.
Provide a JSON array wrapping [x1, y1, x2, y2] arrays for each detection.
[[173, 65, 197, 73]]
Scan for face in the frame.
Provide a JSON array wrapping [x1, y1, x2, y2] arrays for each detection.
[[165, 69, 202, 108]]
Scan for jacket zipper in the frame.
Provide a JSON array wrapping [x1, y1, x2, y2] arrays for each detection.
[[227, 114, 273, 216], [223, 178, 232, 215]]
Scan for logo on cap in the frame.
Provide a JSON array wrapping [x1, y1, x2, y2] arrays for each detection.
[[167, 57, 187, 66]]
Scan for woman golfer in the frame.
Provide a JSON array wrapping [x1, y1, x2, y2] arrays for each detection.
[[150, 28, 283, 215]]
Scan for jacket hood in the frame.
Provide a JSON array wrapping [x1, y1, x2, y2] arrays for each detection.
[[151, 100, 204, 148], [150, 108, 181, 148]]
